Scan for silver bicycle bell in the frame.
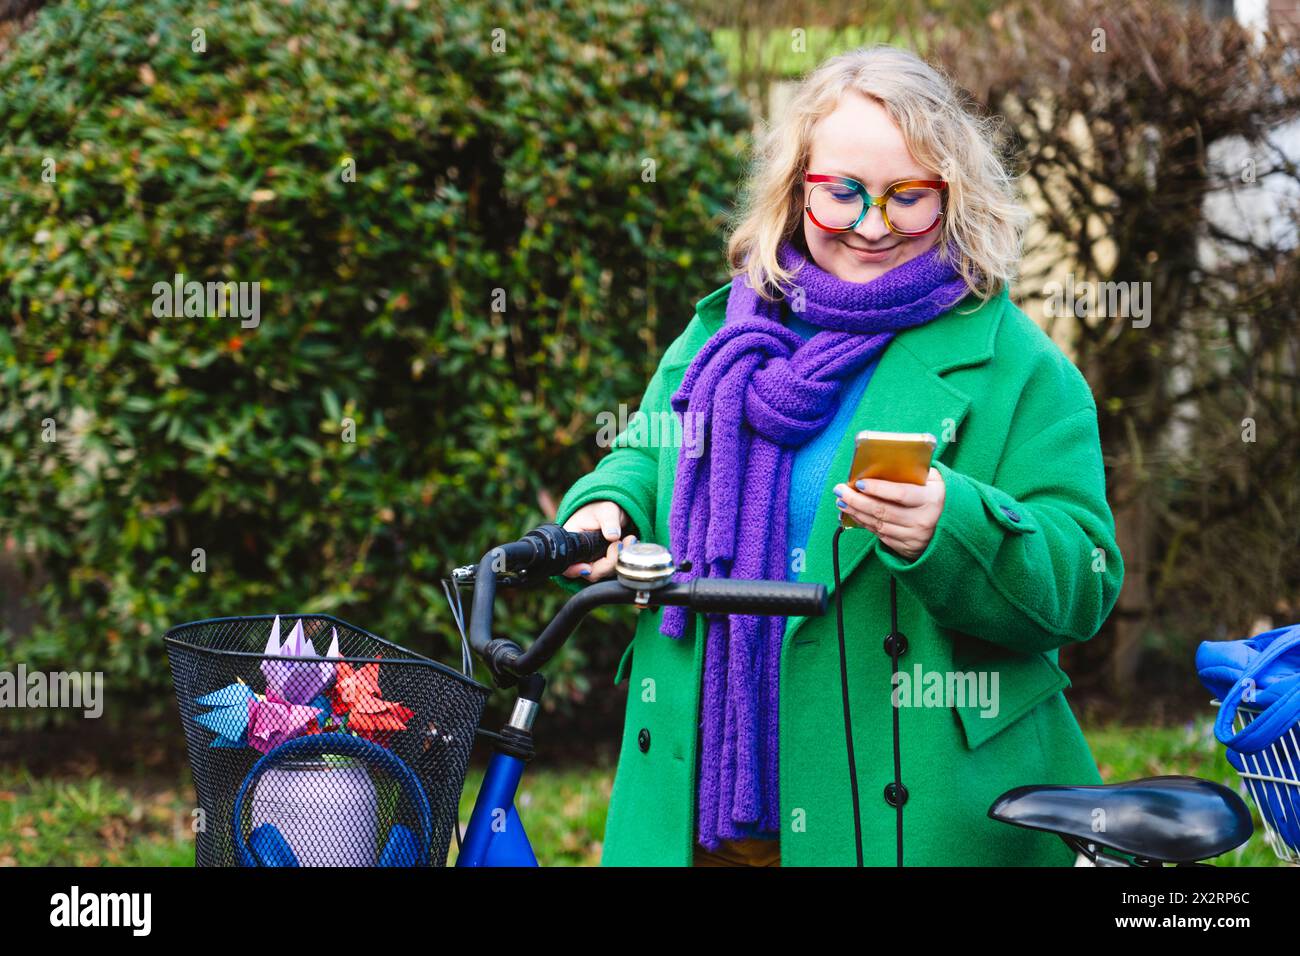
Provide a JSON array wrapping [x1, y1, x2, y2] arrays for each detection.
[[615, 541, 676, 596]]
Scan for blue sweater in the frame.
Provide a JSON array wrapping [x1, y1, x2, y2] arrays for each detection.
[[783, 313, 880, 581]]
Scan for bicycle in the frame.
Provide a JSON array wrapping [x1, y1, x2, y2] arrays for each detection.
[[165, 523, 1256, 867]]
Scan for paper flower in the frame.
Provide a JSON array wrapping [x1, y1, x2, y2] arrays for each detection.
[[344, 695, 415, 747], [246, 695, 323, 754], [194, 680, 257, 747], [260, 617, 340, 704], [308, 693, 345, 733], [192, 621, 415, 754], [329, 661, 382, 714], [329, 661, 414, 746]]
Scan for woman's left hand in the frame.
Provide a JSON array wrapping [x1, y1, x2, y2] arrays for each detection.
[[833, 467, 947, 562]]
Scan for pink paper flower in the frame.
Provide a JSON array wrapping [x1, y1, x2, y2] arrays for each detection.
[[246, 695, 322, 754]]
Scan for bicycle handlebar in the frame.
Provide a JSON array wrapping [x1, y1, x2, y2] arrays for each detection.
[[464, 523, 828, 686], [683, 577, 830, 616]]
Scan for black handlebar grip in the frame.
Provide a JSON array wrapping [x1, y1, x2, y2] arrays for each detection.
[[687, 578, 828, 617], [517, 523, 614, 578], [567, 527, 612, 565]]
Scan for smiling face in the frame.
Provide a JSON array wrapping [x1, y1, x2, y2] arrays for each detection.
[[801, 91, 943, 282]]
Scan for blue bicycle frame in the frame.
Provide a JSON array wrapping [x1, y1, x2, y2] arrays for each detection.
[[455, 750, 537, 867], [453, 686, 546, 867]]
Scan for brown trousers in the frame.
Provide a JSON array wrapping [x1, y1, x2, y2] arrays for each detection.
[[692, 837, 782, 867]]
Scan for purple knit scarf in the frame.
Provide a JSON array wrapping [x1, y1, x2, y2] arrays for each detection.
[[660, 239, 969, 850]]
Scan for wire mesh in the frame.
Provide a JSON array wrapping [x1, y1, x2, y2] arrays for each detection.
[[1214, 699, 1300, 865], [165, 614, 489, 866]]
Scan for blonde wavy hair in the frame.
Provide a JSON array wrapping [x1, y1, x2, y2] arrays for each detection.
[[726, 45, 1028, 306]]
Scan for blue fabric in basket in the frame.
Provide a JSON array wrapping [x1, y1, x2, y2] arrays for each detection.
[[1197, 622, 1300, 852]]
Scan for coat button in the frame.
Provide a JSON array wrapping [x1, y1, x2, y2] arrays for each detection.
[[884, 782, 909, 807], [883, 630, 908, 657], [637, 728, 651, 753], [1000, 505, 1021, 523]]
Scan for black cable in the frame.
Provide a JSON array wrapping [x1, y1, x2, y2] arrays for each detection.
[[833, 526, 906, 868], [831, 525, 864, 866], [888, 574, 904, 868]]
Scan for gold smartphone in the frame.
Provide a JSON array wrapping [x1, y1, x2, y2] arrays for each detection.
[[841, 430, 937, 529]]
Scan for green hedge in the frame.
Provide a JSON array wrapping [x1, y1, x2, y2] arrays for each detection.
[[0, 0, 752, 709]]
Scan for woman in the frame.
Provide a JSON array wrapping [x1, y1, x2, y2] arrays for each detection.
[[552, 45, 1123, 867]]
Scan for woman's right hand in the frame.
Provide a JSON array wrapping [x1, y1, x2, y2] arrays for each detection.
[[561, 500, 637, 581]]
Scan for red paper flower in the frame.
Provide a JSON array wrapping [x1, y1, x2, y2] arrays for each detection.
[[345, 696, 415, 747], [329, 661, 382, 714], [328, 660, 414, 745]]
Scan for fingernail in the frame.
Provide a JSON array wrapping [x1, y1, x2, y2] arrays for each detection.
[[617, 540, 624, 552], [836, 499, 846, 509], [630, 535, 638, 544], [580, 567, 591, 576], [855, 480, 866, 491], [604, 526, 618, 539]]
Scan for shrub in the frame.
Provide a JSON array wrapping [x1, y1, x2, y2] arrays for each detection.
[[0, 0, 752, 714]]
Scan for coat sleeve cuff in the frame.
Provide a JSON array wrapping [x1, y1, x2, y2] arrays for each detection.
[[873, 459, 1037, 584], [555, 474, 654, 543]]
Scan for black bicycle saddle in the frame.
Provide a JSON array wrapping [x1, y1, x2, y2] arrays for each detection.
[[988, 775, 1253, 863]]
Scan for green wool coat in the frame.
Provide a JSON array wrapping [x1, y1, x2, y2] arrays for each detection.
[[551, 281, 1124, 866]]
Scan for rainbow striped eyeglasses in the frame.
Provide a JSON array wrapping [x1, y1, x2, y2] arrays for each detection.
[[804, 174, 948, 237]]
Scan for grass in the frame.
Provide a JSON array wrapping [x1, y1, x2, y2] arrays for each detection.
[[0, 768, 195, 867], [711, 25, 897, 80], [1, 717, 1292, 866]]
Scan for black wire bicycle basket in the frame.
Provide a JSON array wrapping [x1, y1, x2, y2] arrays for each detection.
[[164, 614, 489, 867]]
